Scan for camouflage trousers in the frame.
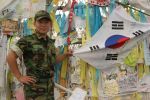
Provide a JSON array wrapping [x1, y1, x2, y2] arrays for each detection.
[[24, 79, 54, 100]]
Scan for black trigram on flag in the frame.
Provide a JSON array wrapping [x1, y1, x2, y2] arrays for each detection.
[[112, 21, 124, 30], [105, 54, 118, 60], [89, 45, 100, 51], [132, 30, 144, 37]]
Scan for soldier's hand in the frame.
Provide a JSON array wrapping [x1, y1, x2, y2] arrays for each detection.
[[18, 76, 36, 85], [65, 49, 73, 57]]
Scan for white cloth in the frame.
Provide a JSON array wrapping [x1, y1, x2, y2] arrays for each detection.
[[138, 74, 150, 92], [144, 36, 150, 66], [0, 35, 7, 89], [129, 0, 150, 14], [0, 0, 13, 12], [68, 88, 87, 100], [16, 0, 46, 18], [0, 0, 18, 18], [73, 15, 86, 28], [0, 0, 46, 18]]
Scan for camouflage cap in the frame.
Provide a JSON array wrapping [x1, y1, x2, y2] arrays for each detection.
[[34, 10, 51, 21]]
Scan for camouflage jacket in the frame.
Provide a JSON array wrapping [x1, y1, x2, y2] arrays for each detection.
[[16, 33, 56, 78]]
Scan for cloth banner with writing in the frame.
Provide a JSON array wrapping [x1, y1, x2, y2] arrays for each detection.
[[0, 0, 46, 18], [0, 0, 14, 18], [0, 0, 13, 12]]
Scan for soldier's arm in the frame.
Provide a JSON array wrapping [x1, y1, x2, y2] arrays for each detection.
[[7, 38, 25, 80], [7, 38, 36, 84], [56, 48, 72, 63], [7, 50, 21, 80]]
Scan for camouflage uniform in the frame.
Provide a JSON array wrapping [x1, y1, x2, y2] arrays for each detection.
[[12, 33, 56, 100]]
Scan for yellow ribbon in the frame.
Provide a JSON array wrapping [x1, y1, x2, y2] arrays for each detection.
[[85, 4, 91, 41], [53, 0, 59, 5], [60, 46, 68, 79], [89, 65, 99, 97], [80, 60, 87, 84], [50, 11, 60, 33]]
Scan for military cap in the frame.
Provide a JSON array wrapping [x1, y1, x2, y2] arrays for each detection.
[[34, 10, 51, 21]]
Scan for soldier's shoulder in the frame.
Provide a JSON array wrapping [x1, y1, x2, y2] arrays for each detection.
[[22, 34, 36, 40]]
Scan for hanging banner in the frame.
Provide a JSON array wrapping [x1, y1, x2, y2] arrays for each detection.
[[73, 6, 150, 69], [144, 36, 150, 66], [16, 0, 46, 18], [1, 0, 46, 18], [0, 0, 13, 12], [68, 88, 87, 100], [73, 15, 86, 29], [0, 36, 7, 89], [129, 0, 150, 14], [138, 74, 150, 92], [0, 0, 16, 18]]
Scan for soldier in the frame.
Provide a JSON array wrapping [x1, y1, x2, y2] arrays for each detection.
[[7, 10, 72, 100]]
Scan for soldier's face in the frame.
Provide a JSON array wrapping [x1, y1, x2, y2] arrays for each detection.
[[34, 19, 51, 34]]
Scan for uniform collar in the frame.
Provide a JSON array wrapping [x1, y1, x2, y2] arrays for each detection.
[[35, 31, 48, 40]]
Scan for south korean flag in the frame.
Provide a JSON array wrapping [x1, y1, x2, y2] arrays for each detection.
[[73, 6, 150, 69]]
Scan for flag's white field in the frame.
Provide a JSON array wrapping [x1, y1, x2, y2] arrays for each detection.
[[74, 6, 150, 69]]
